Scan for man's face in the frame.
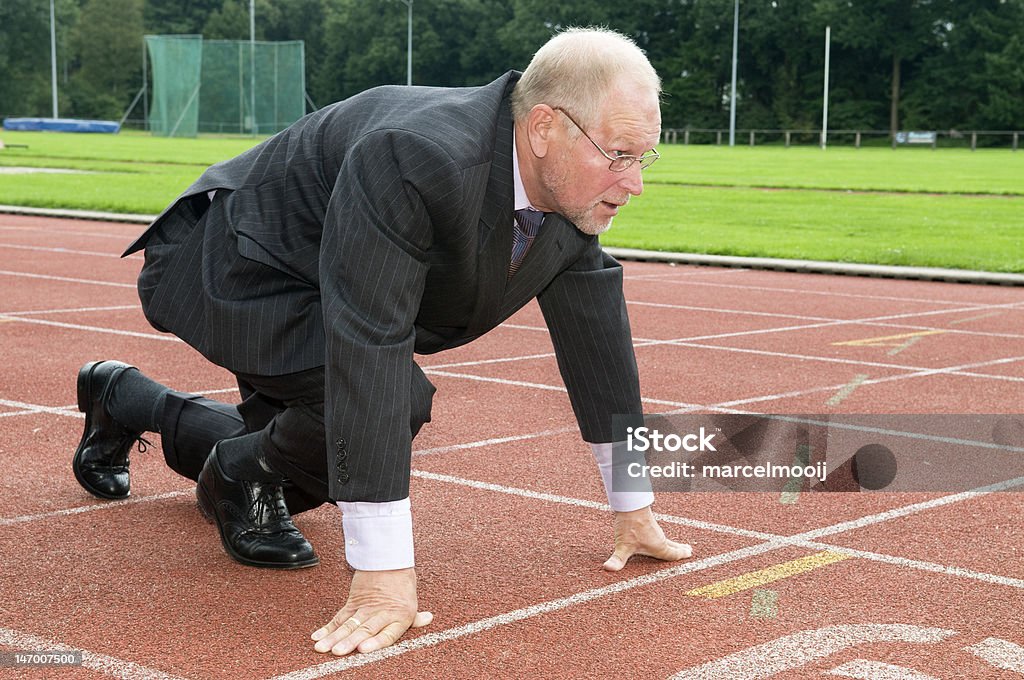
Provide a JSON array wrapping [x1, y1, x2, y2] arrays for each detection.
[[540, 83, 661, 236]]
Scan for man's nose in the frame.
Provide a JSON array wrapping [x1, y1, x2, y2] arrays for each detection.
[[620, 162, 644, 196]]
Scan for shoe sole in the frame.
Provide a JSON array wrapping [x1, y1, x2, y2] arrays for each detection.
[[196, 481, 319, 570], [72, 361, 129, 500]]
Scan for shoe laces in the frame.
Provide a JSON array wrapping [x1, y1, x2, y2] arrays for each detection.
[[249, 483, 291, 526], [108, 432, 153, 468], [134, 434, 153, 454]]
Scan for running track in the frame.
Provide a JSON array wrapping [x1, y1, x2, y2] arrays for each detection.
[[0, 214, 1022, 679]]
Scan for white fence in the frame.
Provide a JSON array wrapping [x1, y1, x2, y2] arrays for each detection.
[[663, 128, 1022, 150]]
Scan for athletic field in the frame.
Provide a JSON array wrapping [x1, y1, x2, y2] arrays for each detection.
[[1, 130, 1021, 272]]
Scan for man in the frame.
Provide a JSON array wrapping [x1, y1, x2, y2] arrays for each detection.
[[72, 27, 692, 656]]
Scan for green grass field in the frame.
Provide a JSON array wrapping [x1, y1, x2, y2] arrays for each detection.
[[1, 130, 1022, 272]]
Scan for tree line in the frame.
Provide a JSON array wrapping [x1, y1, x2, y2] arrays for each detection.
[[2, 0, 1022, 136]]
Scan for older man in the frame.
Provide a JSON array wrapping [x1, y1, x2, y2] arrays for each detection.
[[72, 27, 691, 655]]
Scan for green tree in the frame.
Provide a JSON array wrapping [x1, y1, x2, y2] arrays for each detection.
[[203, 0, 280, 41], [67, 0, 144, 119], [0, 0, 79, 117], [144, 0, 222, 35], [814, 0, 951, 140]]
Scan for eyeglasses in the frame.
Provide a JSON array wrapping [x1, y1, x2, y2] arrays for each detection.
[[552, 107, 660, 172]]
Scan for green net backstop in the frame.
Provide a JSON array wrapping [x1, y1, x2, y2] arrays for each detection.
[[145, 35, 305, 137]]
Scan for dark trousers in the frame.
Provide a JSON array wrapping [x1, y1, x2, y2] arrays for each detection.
[[140, 193, 435, 511], [158, 364, 435, 514], [159, 367, 328, 513]]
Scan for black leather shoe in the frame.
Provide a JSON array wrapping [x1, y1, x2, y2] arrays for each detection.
[[196, 445, 319, 569], [73, 360, 144, 500]]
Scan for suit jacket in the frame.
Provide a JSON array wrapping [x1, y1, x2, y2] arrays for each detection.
[[125, 71, 643, 502]]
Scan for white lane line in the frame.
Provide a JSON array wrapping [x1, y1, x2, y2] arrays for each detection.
[[423, 337, 669, 371], [645, 276, 1008, 308], [668, 340, 1024, 384], [0, 304, 139, 316], [0, 491, 192, 528], [414, 469, 1024, 589], [791, 540, 1024, 590], [966, 637, 1024, 672], [421, 369, 565, 393], [0, 398, 81, 418], [0, 315, 180, 341], [714, 353, 1024, 409], [798, 476, 1024, 541], [426, 348, 1024, 414], [864, 321, 1024, 341], [484, 320, 1024, 385], [0, 225, 139, 241], [826, 659, 941, 679], [423, 351, 561, 371], [421, 369, 701, 409], [267, 540, 792, 680], [0, 626, 188, 680], [949, 311, 1004, 326], [0, 386, 238, 421], [662, 300, 1024, 345], [628, 299, 837, 322], [270, 470, 1022, 679], [1, 430, 1017, 676], [673, 625, 956, 680], [0, 269, 136, 288], [624, 267, 751, 280], [0, 243, 123, 258], [412, 428, 578, 457]]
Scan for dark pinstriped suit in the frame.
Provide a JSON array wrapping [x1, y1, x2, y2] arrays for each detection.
[[124, 71, 642, 505]]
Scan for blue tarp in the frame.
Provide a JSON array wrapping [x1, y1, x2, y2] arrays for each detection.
[[2, 118, 120, 133]]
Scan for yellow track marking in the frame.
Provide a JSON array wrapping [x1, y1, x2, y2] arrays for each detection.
[[832, 329, 946, 347], [686, 551, 850, 599]]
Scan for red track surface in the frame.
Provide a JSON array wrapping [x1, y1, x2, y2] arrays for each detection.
[[1, 214, 1022, 679]]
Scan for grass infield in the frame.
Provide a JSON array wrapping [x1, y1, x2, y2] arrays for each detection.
[[1, 130, 1022, 272]]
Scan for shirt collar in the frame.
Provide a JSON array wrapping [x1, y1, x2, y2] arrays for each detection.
[[512, 128, 535, 212]]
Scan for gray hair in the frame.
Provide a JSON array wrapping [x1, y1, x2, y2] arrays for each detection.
[[511, 27, 661, 128]]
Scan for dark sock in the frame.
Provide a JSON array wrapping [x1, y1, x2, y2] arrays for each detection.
[[216, 433, 284, 483], [105, 368, 170, 434]]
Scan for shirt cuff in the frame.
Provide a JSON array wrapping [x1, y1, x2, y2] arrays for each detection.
[[337, 497, 415, 570], [591, 442, 655, 512]]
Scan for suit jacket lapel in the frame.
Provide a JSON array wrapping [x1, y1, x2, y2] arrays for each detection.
[[465, 100, 515, 336]]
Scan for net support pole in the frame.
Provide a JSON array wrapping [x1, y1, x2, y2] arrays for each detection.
[[169, 84, 201, 137], [250, 0, 257, 135]]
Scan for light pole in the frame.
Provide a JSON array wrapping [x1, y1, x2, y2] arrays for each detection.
[[397, 0, 412, 85], [50, 0, 59, 118], [821, 26, 832, 150], [728, 0, 739, 146]]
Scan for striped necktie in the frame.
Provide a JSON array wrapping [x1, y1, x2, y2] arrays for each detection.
[[509, 208, 544, 278]]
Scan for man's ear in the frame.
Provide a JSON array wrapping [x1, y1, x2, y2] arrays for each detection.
[[525, 104, 558, 159]]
